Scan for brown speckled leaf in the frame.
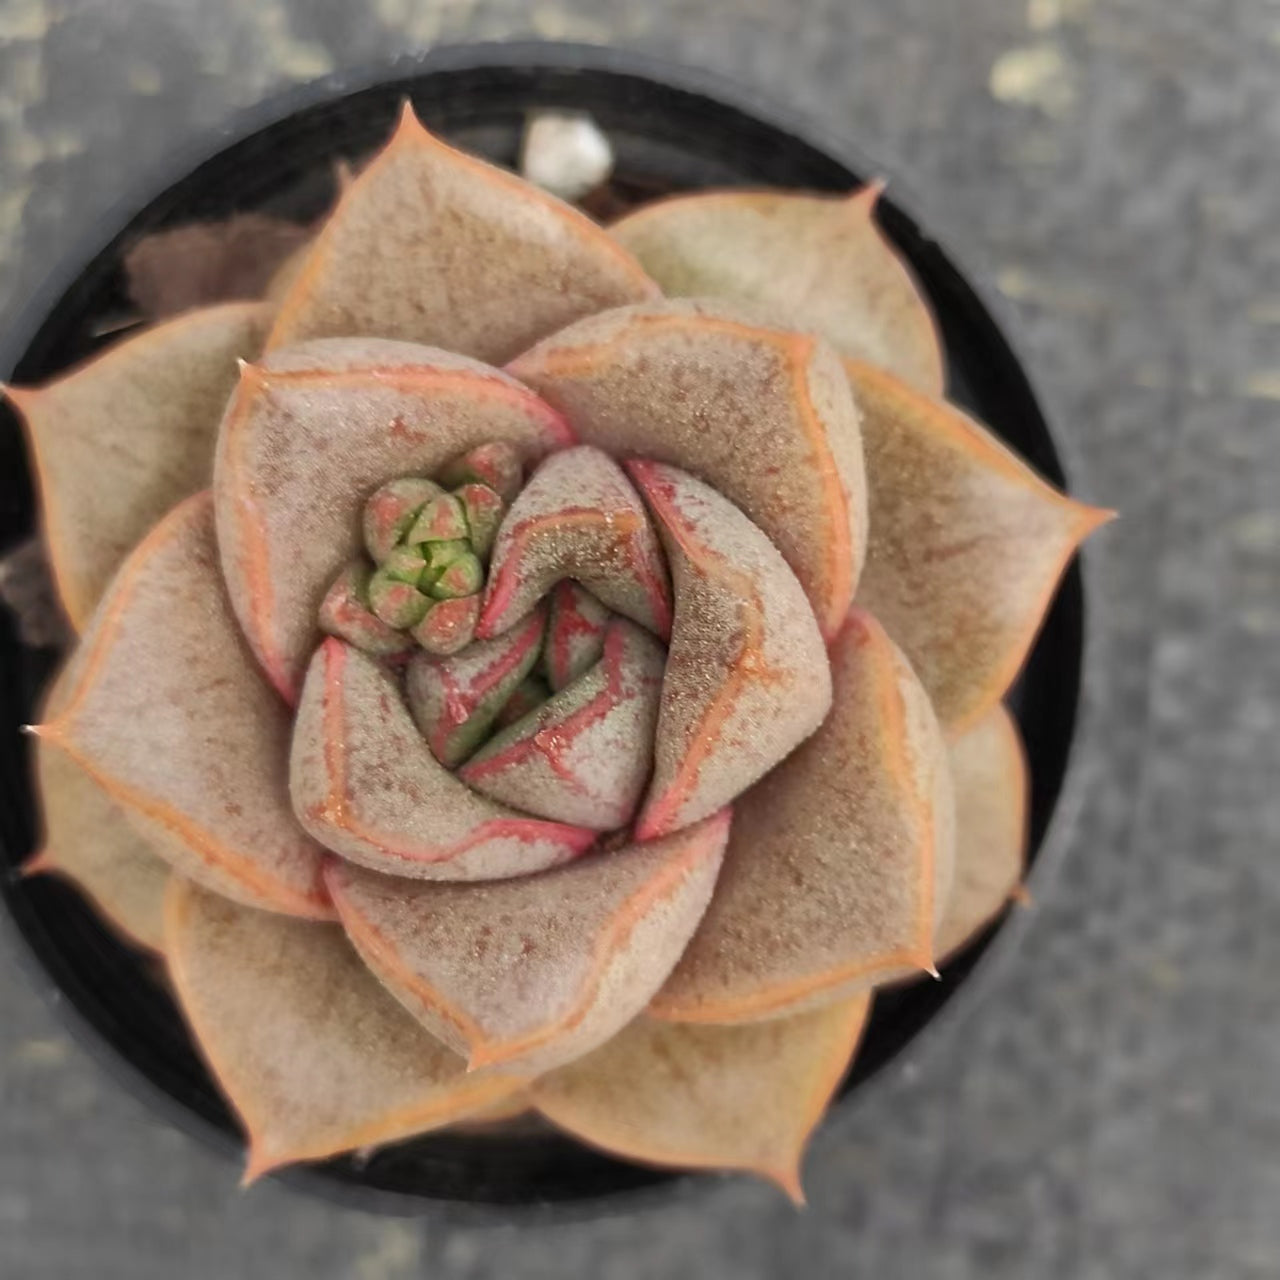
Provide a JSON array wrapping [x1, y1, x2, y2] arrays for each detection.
[[612, 187, 945, 395], [935, 704, 1029, 962], [267, 104, 657, 361], [165, 880, 526, 1183], [850, 360, 1112, 733], [213, 337, 573, 702], [27, 664, 168, 952], [532, 994, 871, 1202], [479, 445, 672, 640], [625, 461, 831, 841], [291, 639, 597, 881], [8, 302, 268, 629], [652, 608, 954, 1023], [326, 809, 729, 1075], [37, 493, 331, 920], [459, 618, 666, 831], [509, 300, 866, 639]]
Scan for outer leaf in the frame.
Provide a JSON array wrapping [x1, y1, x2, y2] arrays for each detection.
[[652, 609, 954, 1023], [326, 809, 729, 1076], [165, 880, 527, 1183], [626, 461, 831, 840], [851, 360, 1113, 732], [27, 664, 168, 952], [533, 995, 871, 1203], [612, 187, 945, 396], [213, 337, 572, 702], [936, 704, 1029, 961], [8, 302, 268, 629], [459, 618, 665, 830], [478, 445, 672, 640], [37, 493, 331, 919], [291, 639, 597, 880], [267, 103, 657, 362], [510, 300, 866, 639]]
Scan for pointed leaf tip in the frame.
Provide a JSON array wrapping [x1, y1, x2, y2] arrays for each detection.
[[652, 608, 953, 1023], [533, 995, 870, 1196], [266, 111, 655, 362], [43, 493, 330, 919], [850, 360, 1110, 732], [13, 303, 268, 629], [166, 880, 526, 1178], [611, 190, 944, 395]]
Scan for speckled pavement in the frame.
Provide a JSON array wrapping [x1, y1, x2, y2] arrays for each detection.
[[1, 2, 1277, 1277]]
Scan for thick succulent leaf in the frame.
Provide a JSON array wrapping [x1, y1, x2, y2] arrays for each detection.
[[509, 300, 866, 639], [459, 618, 665, 830], [27, 664, 168, 952], [936, 704, 1029, 962], [544, 581, 610, 690], [266, 103, 657, 362], [533, 994, 871, 1202], [8, 302, 268, 629], [37, 494, 331, 919], [612, 188, 945, 396], [851, 360, 1113, 732], [406, 608, 547, 767], [652, 608, 954, 1023], [477, 445, 672, 640], [213, 337, 573, 702], [291, 639, 597, 880], [625, 461, 831, 841], [326, 809, 729, 1076], [165, 880, 526, 1183]]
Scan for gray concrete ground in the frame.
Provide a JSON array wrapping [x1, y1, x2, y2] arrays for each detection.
[[1, 1, 1277, 1277]]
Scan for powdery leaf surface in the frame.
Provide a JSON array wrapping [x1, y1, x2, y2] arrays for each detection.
[[290, 639, 597, 881], [510, 301, 866, 639], [9, 303, 268, 629], [27, 662, 168, 952], [851, 360, 1112, 732], [626, 461, 832, 840], [165, 880, 526, 1183], [533, 994, 872, 1203], [267, 103, 657, 363], [612, 187, 945, 396], [459, 618, 665, 831], [214, 336, 572, 701], [326, 809, 729, 1076], [935, 704, 1029, 961], [38, 493, 331, 919], [478, 445, 672, 640], [652, 608, 954, 1023]]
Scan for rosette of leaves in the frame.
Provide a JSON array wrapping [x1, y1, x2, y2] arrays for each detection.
[[10, 106, 1109, 1199]]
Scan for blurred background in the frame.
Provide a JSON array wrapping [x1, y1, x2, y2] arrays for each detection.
[[0, 2, 1275, 1277]]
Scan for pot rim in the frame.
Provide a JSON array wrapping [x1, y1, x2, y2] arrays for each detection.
[[0, 40, 1107, 1223]]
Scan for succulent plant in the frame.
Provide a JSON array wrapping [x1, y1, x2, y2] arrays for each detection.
[[10, 105, 1110, 1199]]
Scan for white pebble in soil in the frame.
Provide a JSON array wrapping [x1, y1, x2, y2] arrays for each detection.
[[520, 111, 614, 202]]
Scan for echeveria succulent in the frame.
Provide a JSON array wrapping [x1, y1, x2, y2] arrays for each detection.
[[11, 105, 1109, 1199]]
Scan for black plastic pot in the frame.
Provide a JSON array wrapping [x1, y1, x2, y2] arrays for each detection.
[[0, 43, 1097, 1218]]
